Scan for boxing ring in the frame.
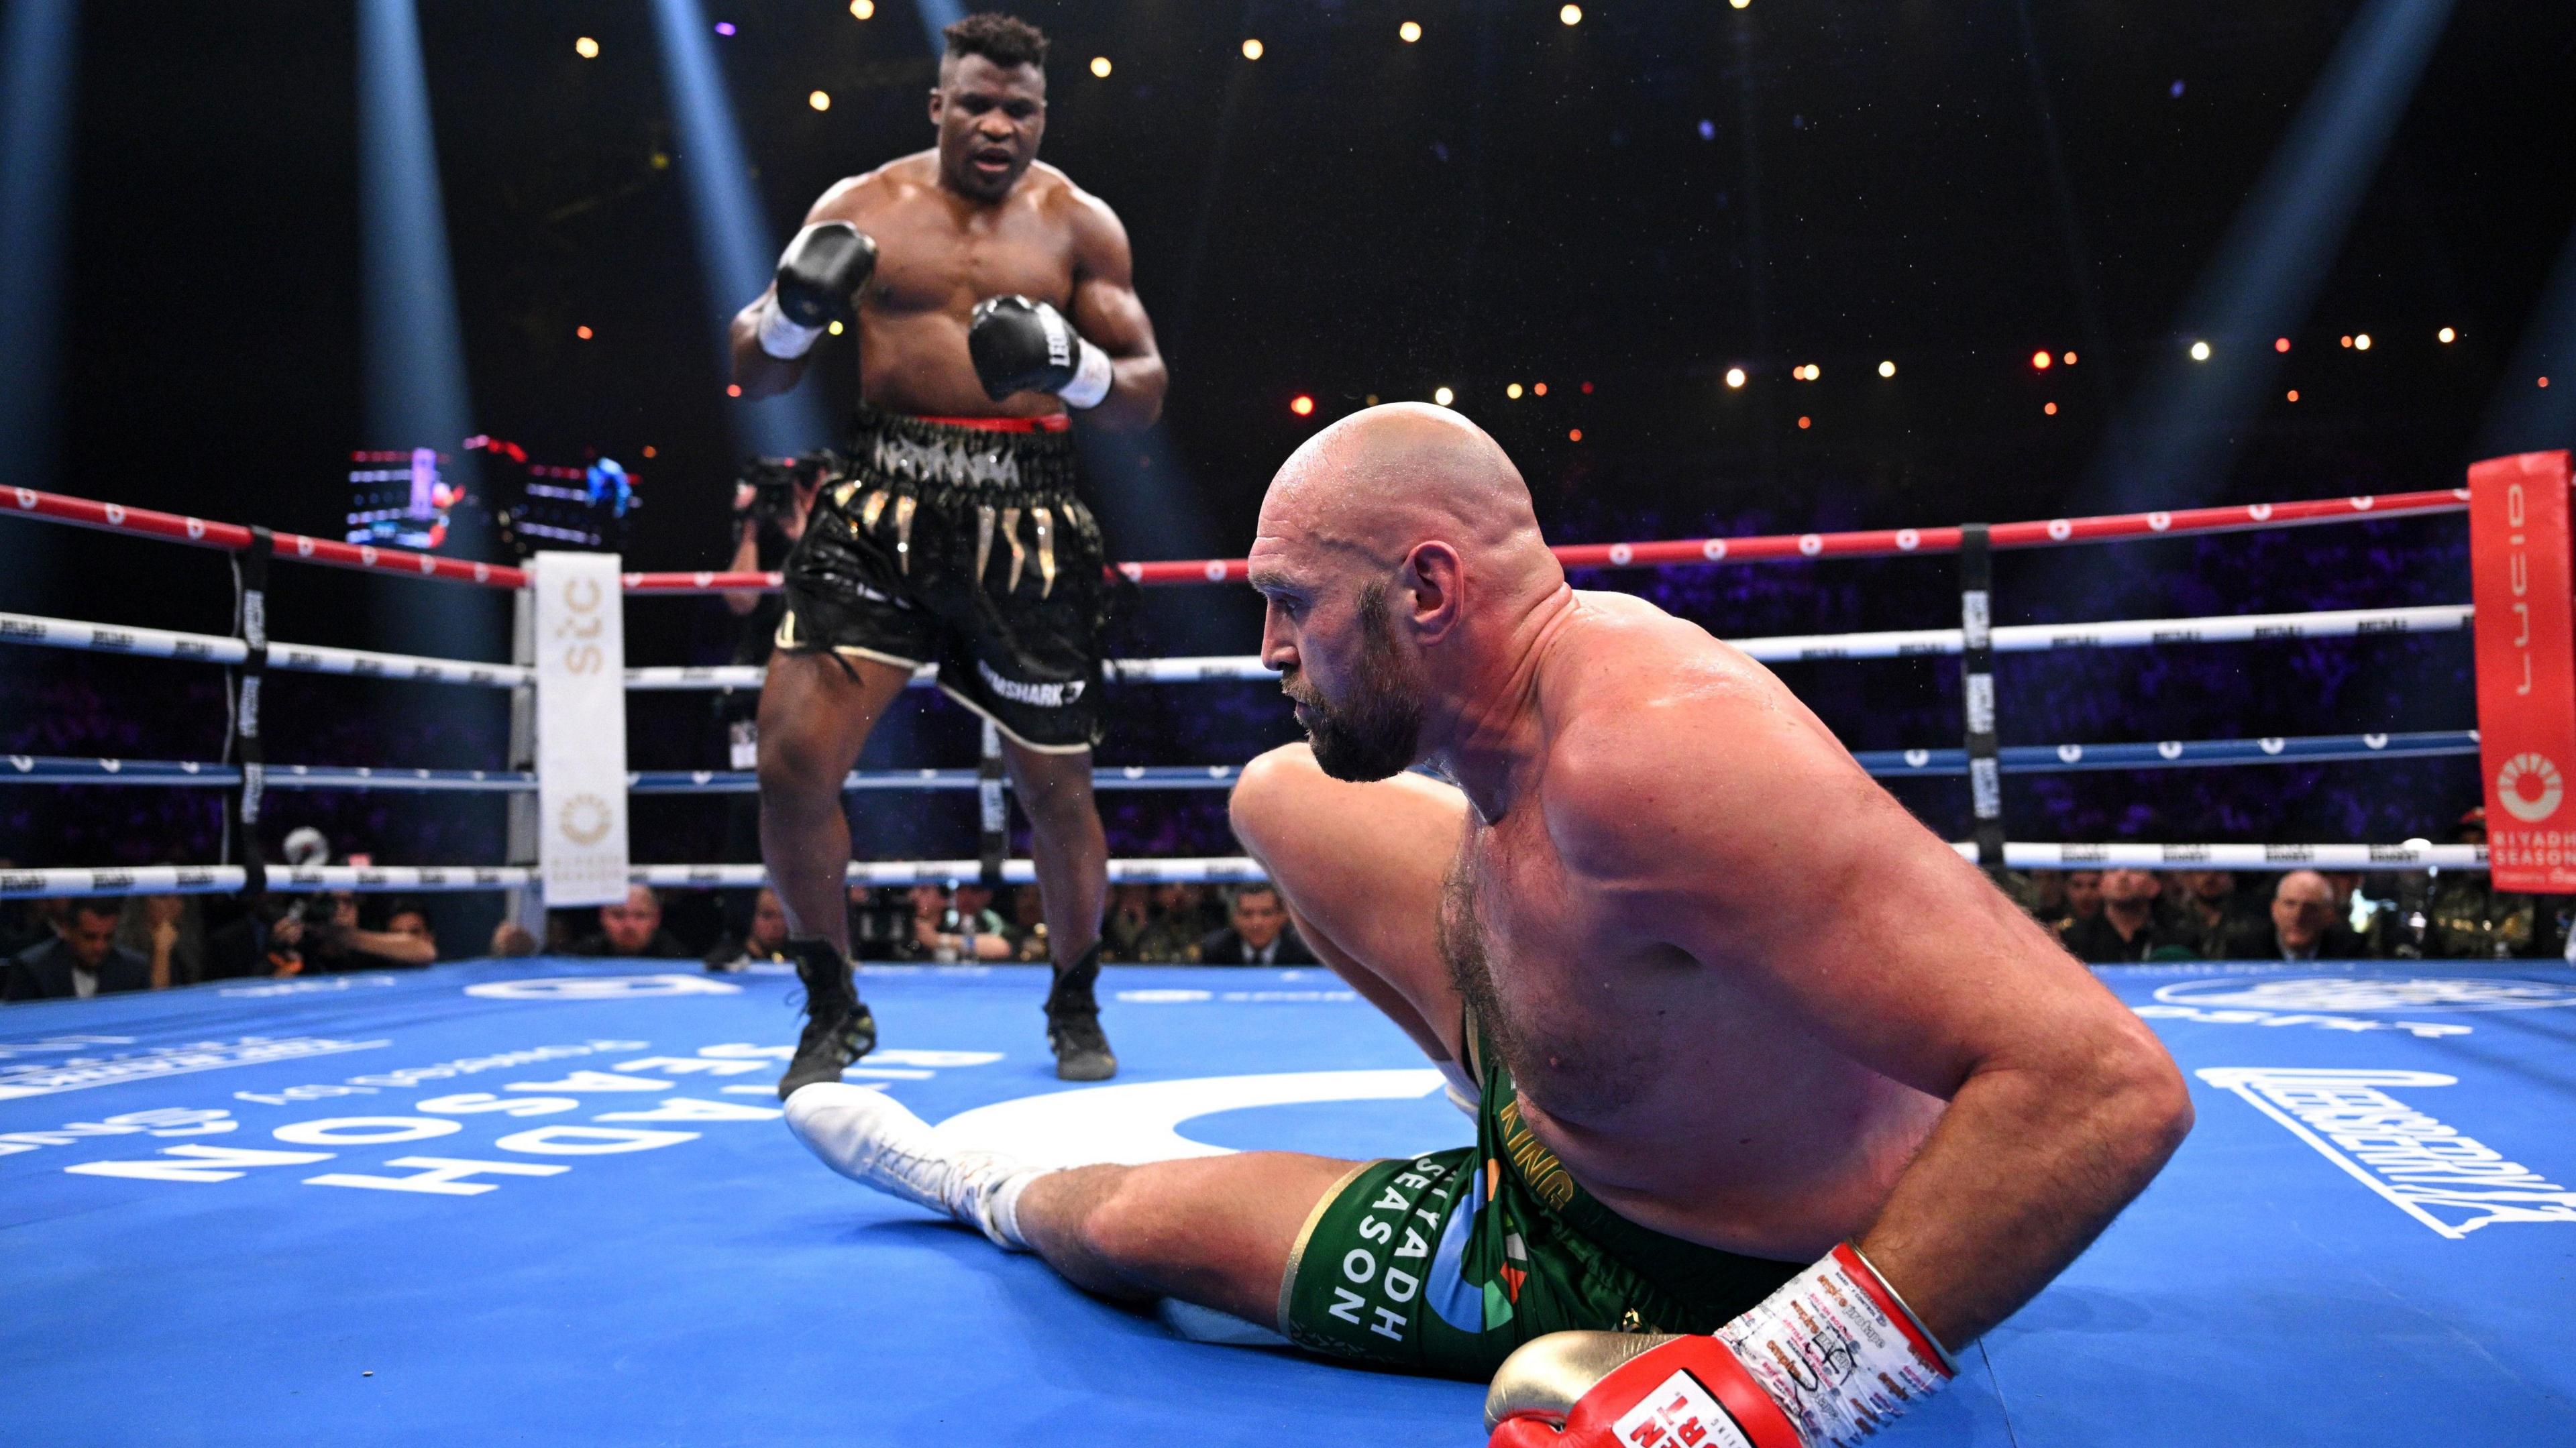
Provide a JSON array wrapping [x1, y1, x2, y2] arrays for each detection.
[[5, 479, 2574, 1443], [3, 956, 2571, 1445]]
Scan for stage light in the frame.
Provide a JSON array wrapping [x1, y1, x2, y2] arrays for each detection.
[[2275, 337, 2292, 352], [2542, 377, 2553, 389], [2190, 340, 2211, 361], [1089, 56, 1111, 77], [2340, 335, 2353, 347], [850, 0, 874, 17], [2353, 332, 2371, 350], [1400, 21, 1421, 42], [1580, 381, 1593, 393], [1506, 383, 1523, 399], [2063, 351, 2078, 366], [643, 445, 658, 458], [576, 325, 593, 339], [2031, 349, 2051, 370], [1878, 360, 1895, 378], [1289, 394, 1315, 416], [1796, 416, 1811, 429], [1364, 393, 1379, 405], [1568, 429, 1583, 441], [827, 320, 844, 335], [1725, 368, 1748, 388], [727, 383, 743, 396], [1434, 386, 1454, 405], [2286, 390, 2300, 402], [575, 36, 600, 58], [714, 21, 735, 36], [2438, 326, 2456, 343], [1241, 38, 1263, 59], [808, 90, 831, 111], [1532, 382, 1548, 395], [2043, 402, 2057, 415], [1560, 5, 1582, 25], [1731, 0, 1751, 9]]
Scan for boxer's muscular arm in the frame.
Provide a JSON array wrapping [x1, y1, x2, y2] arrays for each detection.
[[1064, 190, 1165, 431], [731, 178, 867, 400], [1554, 681, 2192, 1349]]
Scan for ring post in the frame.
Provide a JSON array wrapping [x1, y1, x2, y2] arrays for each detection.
[[229, 527, 274, 901], [1959, 522, 2006, 879], [977, 719, 1008, 891], [502, 581, 543, 940], [2468, 450, 2576, 894]]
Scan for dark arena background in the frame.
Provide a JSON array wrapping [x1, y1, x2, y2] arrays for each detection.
[[4, 3, 2575, 1445]]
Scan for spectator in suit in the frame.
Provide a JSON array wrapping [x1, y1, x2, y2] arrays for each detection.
[[2060, 869, 2177, 964], [567, 885, 693, 959], [3, 898, 154, 1001], [1197, 884, 1318, 966], [2231, 870, 2369, 960]]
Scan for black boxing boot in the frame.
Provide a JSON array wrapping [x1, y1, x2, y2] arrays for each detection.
[[778, 937, 877, 1100], [1042, 940, 1117, 1082]]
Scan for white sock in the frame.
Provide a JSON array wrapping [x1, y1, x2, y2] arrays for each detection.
[[985, 1165, 1049, 1250]]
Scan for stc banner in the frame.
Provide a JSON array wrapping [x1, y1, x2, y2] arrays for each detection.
[[2469, 450, 2576, 893], [532, 551, 631, 907]]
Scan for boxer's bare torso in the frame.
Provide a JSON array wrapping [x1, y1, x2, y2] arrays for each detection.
[[1430, 590, 1943, 1260], [799, 153, 1124, 419]]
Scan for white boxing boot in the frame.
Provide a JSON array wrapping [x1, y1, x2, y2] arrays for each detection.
[[783, 1083, 1044, 1249]]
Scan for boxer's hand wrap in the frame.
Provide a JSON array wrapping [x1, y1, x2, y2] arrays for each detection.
[[1484, 1245, 1953, 1448], [968, 294, 1114, 408], [760, 221, 878, 359]]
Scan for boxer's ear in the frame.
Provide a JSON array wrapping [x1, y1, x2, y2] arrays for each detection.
[[1403, 541, 1464, 644]]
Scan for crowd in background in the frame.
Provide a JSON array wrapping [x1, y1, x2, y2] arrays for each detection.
[[0, 875, 1313, 1001], [2018, 810, 2566, 964], [5, 805, 2556, 1002]]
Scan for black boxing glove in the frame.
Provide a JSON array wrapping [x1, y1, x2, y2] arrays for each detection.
[[757, 223, 878, 359], [967, 294, 1114, 408]]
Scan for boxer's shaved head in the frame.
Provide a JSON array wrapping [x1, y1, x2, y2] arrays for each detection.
[[1250, 404, 1570, 780], [1257, 403, 1553, 591]]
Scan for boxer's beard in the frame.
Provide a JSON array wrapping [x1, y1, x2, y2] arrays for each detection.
[[1288, 584, 1424, 783]]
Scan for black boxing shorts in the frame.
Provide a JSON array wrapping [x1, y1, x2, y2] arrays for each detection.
[[775, 403, 1108, 753]]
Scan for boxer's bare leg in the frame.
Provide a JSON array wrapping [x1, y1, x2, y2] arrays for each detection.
[[1000, 742, 1109, 968], [1012, 1152, 1362, 1323], [757, 650, 914, 950], [1230, 742, 1469, 1063]]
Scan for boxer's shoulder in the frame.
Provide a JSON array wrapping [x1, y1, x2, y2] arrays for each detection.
[[1537, 611, 1849, 882], [805, 154, 934, 225]]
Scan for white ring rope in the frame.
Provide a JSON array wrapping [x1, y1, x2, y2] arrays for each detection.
[[11, 604, 2471, 693], [0, 612, 530, 688], [1, 844, 2494, 900], [619, 604, 2475, 690]]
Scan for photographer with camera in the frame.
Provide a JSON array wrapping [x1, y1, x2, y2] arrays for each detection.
[[716, 455, 828, 773]]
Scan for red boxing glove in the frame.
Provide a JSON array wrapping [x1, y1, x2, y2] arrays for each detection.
[[1486, 1245, 1954, 1448]]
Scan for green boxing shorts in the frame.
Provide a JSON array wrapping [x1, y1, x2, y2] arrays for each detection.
[[1275, 1009, 1803, 1381]]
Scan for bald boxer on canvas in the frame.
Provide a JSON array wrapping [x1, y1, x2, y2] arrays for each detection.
[[784, 404, 2192, 1447]]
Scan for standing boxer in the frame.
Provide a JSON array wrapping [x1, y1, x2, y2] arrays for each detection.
[[731, 13, 1167, 1095]]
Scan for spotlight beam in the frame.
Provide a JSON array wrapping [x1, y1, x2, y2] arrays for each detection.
[[0, 0, 78, 528], [356, 0, 498, 658], [647, 0, 828, 457], [2079, 0, 2459, 514]]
